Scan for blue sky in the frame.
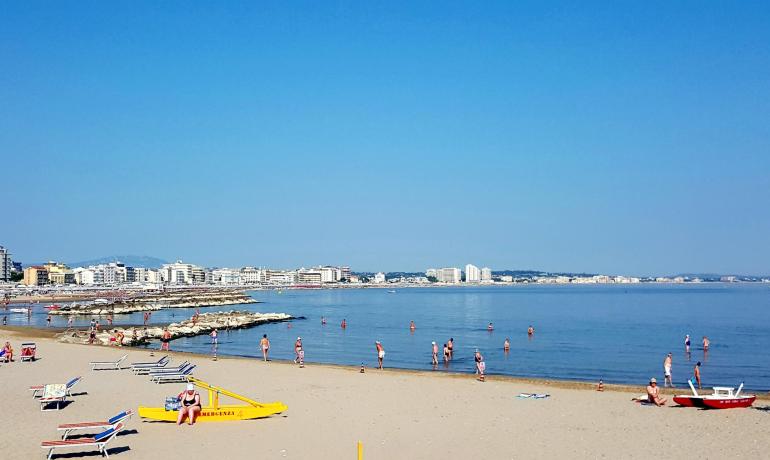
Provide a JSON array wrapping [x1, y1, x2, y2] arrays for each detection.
[[2, 1, 769, 275]]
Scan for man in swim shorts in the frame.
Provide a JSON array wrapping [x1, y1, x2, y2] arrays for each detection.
[[375, 341, 384, 369], [663, 353, 673, 387]]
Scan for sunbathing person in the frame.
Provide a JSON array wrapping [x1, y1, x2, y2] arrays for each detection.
[[2, 341, 13, 362], [177, 383, 202, 425], [646, 378, 666, 406]]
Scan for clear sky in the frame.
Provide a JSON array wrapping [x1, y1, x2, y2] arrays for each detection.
[[2, 1, 769, 275]]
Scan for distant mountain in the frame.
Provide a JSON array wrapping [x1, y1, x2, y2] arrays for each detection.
[[68, 255, 169, 269]]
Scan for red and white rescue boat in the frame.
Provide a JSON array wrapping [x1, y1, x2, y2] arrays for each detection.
[[673, 381, 756, 409]]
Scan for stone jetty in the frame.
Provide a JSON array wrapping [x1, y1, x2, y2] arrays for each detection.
[[49, 291, 258, 316], [56, 310, 294, 346]]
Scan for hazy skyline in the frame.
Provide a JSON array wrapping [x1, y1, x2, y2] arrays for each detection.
[[2, 2, 769, 275]]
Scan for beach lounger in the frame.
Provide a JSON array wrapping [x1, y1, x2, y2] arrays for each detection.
[[42, 421, 124, 460], [0, 349, 7, 363], [151, 365, 195, 384], [144, 361, 191, 376], [40, 384, 68, 411], [31, 377, 82, 398], [21, 342, 37, 362], [130, 355, 169, 370], [57, 410, 133, 439], [90, 354, 127, 371]]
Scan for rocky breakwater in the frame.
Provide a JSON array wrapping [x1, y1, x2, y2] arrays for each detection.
[[56, 310, 294, 346], [49, 291, 258, 316]]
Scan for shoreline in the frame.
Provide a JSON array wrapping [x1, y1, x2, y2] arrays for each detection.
[[3, 326, 767, 399]]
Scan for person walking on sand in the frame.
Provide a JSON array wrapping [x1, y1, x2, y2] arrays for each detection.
[[684, 334, 691, 353], [646, 377, 666, 406], [702, 336, 710, 351], [663, 353, 673, 387], [431, 341, 438, 365], [260, 334, 270, 361], [294, 337, 304, 367], [375, 341, 385, 369], [67, 316, 73, 328], [694, 361, 702, 389]]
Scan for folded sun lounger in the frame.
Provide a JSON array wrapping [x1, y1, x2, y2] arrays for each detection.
[[40, 384, 68, 411], [21, 342, 37, 362], [31, 377, 82, 398], [145, 361, 191, 375], [90, 354, 127, 371], [41, 421, 125, 460], [57, 409, 133, 439], [150, 365, 196, 384]]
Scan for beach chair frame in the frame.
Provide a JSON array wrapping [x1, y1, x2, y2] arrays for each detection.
[[58, 410, 133, 439], [42, 421, 124, 460], [90, 354, 127, 371]]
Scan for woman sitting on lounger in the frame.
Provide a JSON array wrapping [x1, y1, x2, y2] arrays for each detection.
[[2, 341, 13, 362], [177, 383, 202, 425]]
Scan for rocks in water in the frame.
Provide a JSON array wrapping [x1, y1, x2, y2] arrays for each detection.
[[49, 291, 258, 316], [56, 310, 293, 346]]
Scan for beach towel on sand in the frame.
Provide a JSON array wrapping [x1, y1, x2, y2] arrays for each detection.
[[517, 393, 550, 399]]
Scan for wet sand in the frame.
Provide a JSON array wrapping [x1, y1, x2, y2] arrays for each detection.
[[1, 328, 768, 459]]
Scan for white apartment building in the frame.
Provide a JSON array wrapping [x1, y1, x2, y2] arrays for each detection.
[[212, 268, 241, 285], [465, 264, 480, 283], [161, 261, 196, 284], [437, 267, 461, 284], [481, 267, 492, 282], [240, 267, 262, 284], [297, 269, 322, 285], [0, 246, 11, 281], [426, 268, 438, 279], [264, 270, 298, 285], [373, 272, 386, 284], [73, 267, 96, 285]]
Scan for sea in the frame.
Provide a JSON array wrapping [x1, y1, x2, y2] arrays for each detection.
[[7, 284, 770, 390]]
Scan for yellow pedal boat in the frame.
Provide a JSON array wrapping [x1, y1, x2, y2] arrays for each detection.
[[138, 377, 287, 422]]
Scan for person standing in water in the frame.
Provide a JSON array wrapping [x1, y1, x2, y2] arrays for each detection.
[[663, 353, 673, 387], [487, 322, 494, 331], [694, 361, 702, 389], [475, 349, 486, 381], [375, 341, 385, 369], [321, 316, 326, 325], [447, 338, 454, 359], [684, 334, 691, 353], [341, 319, 347, 329], [702, 336, 710, 351], [409, 320, 416, 331], [161, 327, 171, 351], [431, 341, 438, 365], [528, 325, 535, 336], [260, 334, 270, 361], [210, 328, 218, 345], [443, 343, 449, 364], [503, 338, 510, 352]]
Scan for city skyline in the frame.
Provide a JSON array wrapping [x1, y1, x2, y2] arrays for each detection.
[[3, 2, 770, 275]]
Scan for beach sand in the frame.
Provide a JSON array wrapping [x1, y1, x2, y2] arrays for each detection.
[[1, 329, 768, 460]]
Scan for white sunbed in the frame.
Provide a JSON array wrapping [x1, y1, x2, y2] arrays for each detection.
[[41, 421, 125, 460], [89, 354, 127, 371], [31, 376, 82, 398], [144, 362, 191, 376], [150, 365, 196, 384], [57, 409, 133, 439], [130, 355, 169, 370]]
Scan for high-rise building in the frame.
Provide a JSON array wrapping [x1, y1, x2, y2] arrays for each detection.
[[340, 266, 351, 281], [437, 267, 461, 284], [23, 266, 49, 286], [0, 246, 11, 281], [481, 267, 492, 282], [465, 264, 480, 283]]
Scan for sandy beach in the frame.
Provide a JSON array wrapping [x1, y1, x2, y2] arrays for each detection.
[[1, 328, 768, 460]]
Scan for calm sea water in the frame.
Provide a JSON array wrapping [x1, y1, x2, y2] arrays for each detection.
[[8, 284, 770, 390]]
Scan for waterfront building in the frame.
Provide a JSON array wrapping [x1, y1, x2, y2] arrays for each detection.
[[73, 267, 96, 285], [23, 266, 49, 286], [161, 261, 197, 284], [0, 246, 11, 281], [500, 275, 513, 283], [240, 267, 261, 284], [340, 266, 351, 281], [465, 264, 480, 283], [481, 267, 492, 282], [436, 267, 461, 284], [373, 272, 386, 284], [44, 261, 75, 284], [426, 268, 438, 279], [297, 269, 323, 285], [212, 268, 241, 285], [264, 269, 298, 285]]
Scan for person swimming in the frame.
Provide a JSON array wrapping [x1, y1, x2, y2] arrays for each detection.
[[321, 316, 326, 325], [527, 325, 534, 335], [487, 322, 494, 331], [409, 320, 416, 331]]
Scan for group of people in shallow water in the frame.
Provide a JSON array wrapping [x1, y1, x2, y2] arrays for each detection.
[[647, 334, 711, 406], [254, 318, 536, 382]]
